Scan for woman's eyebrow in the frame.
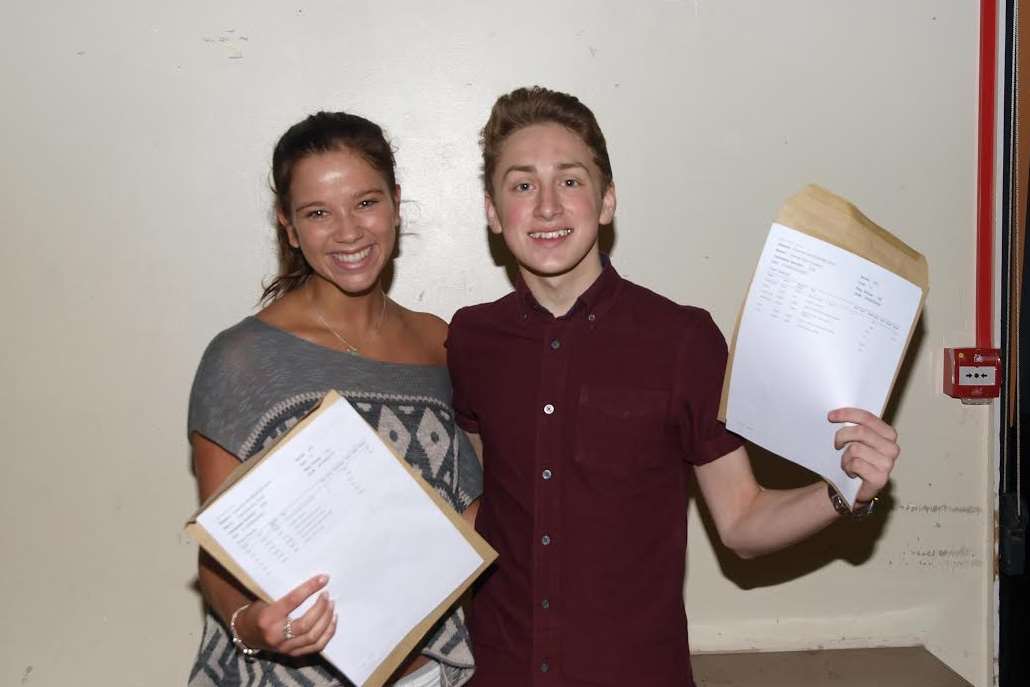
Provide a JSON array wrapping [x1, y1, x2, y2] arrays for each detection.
[[293, 189, 385, 211]]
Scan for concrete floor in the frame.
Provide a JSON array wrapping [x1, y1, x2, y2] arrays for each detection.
[[692, 646, 972, 686]]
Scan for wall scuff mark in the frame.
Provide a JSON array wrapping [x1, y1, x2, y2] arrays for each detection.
[[894, 504, 983, 515]]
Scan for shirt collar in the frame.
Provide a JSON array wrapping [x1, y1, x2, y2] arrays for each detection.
[[514, 254, 623, 321]]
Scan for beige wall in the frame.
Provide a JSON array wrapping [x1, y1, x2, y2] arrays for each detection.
[[0, 1, 993, 685]]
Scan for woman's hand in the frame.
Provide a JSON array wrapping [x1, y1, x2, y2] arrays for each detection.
[[829, 407, 901, 504], [236, 575, 337, 657]]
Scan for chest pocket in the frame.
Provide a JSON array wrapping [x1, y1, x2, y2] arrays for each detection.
[[574, 384, 672, 476]]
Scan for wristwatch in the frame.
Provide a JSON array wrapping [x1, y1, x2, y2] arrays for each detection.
[[828, 483, 877, 519]]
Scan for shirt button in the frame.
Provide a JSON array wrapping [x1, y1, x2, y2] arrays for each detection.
[[543, 403, 555, 415], [550, 338, 561, 350], [541, 534, 551, 545], [542, 469, 552, 480], [541, 598, 550, 609], [540, 662, 550, 673], [587, 313, 596, 322]]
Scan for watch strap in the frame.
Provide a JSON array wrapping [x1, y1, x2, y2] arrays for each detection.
[[828, 483, 876, 519]]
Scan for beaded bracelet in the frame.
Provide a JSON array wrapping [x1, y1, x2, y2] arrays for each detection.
[[230, 603, 260, 657]]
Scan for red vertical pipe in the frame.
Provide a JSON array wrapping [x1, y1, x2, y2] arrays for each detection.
[[977, 0, 997, 349]]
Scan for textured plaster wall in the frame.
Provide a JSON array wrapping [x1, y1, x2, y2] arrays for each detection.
[[0, 2, 992, 685]]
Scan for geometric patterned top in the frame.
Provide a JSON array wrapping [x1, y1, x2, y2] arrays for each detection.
[[186, 317, 482, 686]]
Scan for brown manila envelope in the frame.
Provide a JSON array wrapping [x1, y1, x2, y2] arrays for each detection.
[[717, 185, 929, 505], [185, 390, 497, 687]]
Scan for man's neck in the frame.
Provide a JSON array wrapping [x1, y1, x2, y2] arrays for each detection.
[[520, 253, 603, 317]]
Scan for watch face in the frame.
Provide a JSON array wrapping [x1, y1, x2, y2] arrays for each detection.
[[827, 484, 876, 518]]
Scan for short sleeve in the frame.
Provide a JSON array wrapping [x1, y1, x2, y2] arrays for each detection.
[[186, 328, 261, 459], [675, 309, 744, 465], [445, 308, 481, 435]]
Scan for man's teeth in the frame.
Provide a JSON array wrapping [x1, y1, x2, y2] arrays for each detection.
[[333, 247, 372, 263], [530, 228, 572, 239]]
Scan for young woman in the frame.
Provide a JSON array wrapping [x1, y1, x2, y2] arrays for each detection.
[[187, 112, 481, 687]]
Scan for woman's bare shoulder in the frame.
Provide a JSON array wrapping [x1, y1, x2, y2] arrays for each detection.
[[393, 303, 449, 363], [256, 290, 305, 328]]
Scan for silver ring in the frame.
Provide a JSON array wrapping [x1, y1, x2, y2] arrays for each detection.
[[283, 619, 295, 641]]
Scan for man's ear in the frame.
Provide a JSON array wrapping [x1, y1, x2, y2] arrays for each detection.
[[277, 208, 300, 248], [600, 182, 617, 226], [485, 194, 503, 235]]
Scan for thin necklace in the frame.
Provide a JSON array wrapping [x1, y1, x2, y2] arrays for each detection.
[[311, 291, 388, 355]]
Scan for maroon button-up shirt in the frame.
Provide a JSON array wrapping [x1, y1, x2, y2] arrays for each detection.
[[446, 263, 743, 687]]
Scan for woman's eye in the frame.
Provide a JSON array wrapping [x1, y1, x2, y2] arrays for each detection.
[[305, 208, 328, 219], [358, 198, 379, 209]]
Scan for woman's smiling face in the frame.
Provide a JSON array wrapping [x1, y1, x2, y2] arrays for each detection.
[[279, 147, 400, 295]]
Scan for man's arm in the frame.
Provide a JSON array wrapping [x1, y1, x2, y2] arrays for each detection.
[[694, 407, 899, 559]]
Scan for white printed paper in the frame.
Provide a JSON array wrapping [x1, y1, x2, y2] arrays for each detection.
[[196, 397, 485, 686], [726, 223, 922, 505]]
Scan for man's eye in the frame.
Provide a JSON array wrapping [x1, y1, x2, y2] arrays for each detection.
[[563, 178, 581, 187], [306, 208, 328, 219], [514, 182, 532, 192], [358, 198, 379, 208]]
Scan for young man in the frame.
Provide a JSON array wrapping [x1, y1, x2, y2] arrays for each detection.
[[446, 87, 900, 687]]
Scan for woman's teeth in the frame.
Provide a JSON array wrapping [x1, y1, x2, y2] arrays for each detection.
[[332, 246, 373, 263], [529, 228, 572, 239]]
